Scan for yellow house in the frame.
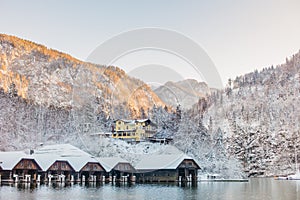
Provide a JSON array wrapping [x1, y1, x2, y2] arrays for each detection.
[[112, 119, 157, 142]]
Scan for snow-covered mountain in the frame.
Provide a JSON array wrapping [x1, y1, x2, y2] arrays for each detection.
[[0, 33, 169, 151], [154, 79, 212, 109], [2, 33, 300, 178], [202, 50, 300, 177], [0, 34, 166, 119]]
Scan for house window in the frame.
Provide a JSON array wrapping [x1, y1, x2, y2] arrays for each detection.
[[62, 163, 66, 169], [118, 121, 121, 125]]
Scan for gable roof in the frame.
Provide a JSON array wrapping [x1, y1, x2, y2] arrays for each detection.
[[96, 157, 132, 172], [135, 154, 200, 171], [0, 144, 104, 172], [0, 151, 32, 170], [33, 153, 60, 171], [33, 144, 100, 172]]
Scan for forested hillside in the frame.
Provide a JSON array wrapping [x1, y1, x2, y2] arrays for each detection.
[[203, 50, 300, 176]]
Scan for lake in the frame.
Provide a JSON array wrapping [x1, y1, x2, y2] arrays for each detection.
[[0, 179, 300, 200]]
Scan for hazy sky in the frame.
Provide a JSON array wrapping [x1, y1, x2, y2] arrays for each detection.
[[1, 0, 300, 86]]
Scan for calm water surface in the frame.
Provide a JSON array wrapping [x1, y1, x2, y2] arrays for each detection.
[[1, 179, 300, 200]]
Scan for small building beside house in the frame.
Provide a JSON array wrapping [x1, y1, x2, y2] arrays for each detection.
[[135, 154, 200, 183], [148, 129, 173, 144], [112, 119, 157, 142], [97, 157, 136, 182], [90, 132, 112, 139]]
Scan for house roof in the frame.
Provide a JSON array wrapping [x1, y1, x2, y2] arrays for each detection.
[[136, 119, 150, 123], [115, 119, 151, 124], [135, 154, 200, 171], [96, 157, 131, 172], [33, 144, 99, 172], [0, 151, 33, 170], [115, 119, 135, 124]]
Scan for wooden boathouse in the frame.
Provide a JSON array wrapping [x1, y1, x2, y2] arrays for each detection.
[[0, 151, 42, 183], [0, 144, 201, 184], [33, 144, 106, 183], [135, 154, 200, 183]]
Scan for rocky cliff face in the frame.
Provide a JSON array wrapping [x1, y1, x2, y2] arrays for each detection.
[[154, 79, 212, 109], [0, 34, 166, 118]]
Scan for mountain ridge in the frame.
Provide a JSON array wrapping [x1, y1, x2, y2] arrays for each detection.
[[154, 79, 212, 109], [0, 33, 166, 118]]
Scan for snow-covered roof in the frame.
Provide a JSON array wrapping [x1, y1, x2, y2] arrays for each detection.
[[0, 151, 32, 170], [136, 119, 150, 123], [96, 157, 131, 172], [33, 153, 60, 171], [33, 144, 99, 172], [135, 154, 200, 171], [0, 144, 103, 172], [115, 119, 150, 124], [115, 119, 135, 124], [34, 144, 91, 157], [65, 156, 98, 172]]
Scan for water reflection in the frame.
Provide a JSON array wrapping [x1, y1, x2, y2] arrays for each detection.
[[1, 179, 300, 200]]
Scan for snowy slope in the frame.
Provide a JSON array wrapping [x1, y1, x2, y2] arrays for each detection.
[[203, 50, 300, 177]]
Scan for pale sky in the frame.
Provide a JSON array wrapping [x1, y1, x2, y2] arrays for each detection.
[[1, 0, 300, 87]]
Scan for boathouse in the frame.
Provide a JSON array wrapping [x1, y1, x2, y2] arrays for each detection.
[[0, 151, 42, 182], [97, 157, 136, 182], [79, 161, 105, 182], [33, 144, 105, 182], [135, 154, 200, 183], [1, 144, 201, 184], [34, 154, 75, 182]]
